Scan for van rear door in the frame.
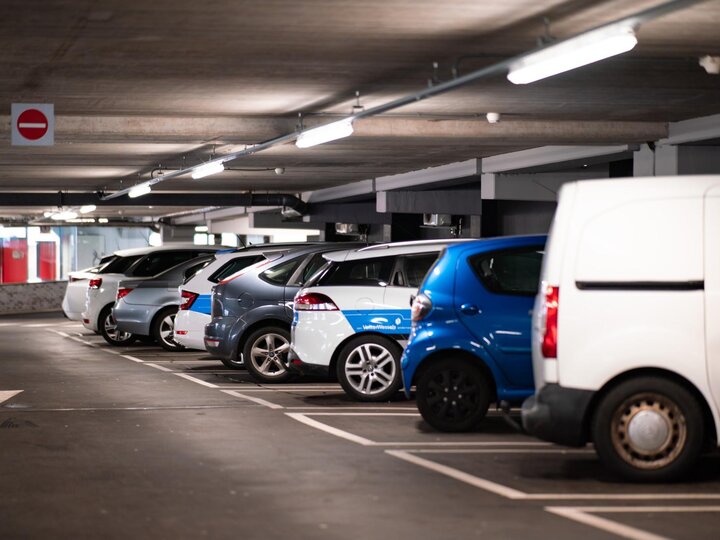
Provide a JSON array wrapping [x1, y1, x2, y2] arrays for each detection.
[[705, 184, 720, 414]]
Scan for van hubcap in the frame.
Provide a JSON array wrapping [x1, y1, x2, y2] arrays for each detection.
[[611, 393, 687, 469], [345, 344, 396, 395]]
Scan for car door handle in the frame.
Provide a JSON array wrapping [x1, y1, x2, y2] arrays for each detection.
[[460, 304, 480, 315]]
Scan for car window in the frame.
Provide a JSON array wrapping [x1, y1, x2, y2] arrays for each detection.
[[208, 255, 265, 283], [292, 253, 329, 286], [99, 255, 143, 274], [400, 253, 439, 288], [469, 247, 544, 296], [130, 251, 199, 277], [260, 258, 301, 286], [183, 259, 212, 284], [314, 256, 395, 287]]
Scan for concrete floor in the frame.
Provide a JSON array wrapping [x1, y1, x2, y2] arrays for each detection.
[[1, 313, 719, 539]]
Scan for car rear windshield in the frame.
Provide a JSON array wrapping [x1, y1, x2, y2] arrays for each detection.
[[208, 255, 265, 283], [312, 255, 395, 287], [469, 247, 544, 296], [98, 255, 143, 274], [130, 251, 210, 277]]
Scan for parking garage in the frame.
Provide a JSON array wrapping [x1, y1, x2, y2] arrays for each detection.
[[2, 1, 720, 539]]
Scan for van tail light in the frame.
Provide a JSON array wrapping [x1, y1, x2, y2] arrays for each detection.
[[116, 287, 133, 301], [180, 290, 199, 310], [88, 278, 102, 289], [411, 293, 433, 322], [294, 292, 338, 311], [541, 285, 559, 358]]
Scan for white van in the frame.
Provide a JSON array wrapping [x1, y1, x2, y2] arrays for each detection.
[[522, 176, 720, 481]]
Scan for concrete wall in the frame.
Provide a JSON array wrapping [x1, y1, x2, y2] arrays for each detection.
[[0, 281, 65, 315]]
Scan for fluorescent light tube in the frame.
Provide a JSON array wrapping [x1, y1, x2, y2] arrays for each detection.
[[51, 210, 78, 221], [80, 204, 97, 214], [296, 119, 354, 148], [192, 161, 225, 180], [128, 183, 152, 198], [98, 218, 109, 224], [507, 25, 637, 84], [195, 225, 209, 232]]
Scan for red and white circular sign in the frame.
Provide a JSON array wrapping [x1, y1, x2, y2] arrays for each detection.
[[16, 108, 49, 140]]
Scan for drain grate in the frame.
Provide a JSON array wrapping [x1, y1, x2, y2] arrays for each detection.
[[0, 418, 38, 429]]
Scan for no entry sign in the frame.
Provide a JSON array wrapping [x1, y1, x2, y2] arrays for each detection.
[[11, 103, 54, 146]]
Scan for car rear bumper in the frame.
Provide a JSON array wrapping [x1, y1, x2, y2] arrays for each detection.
[[521, 383, 595, 447], [204, 317, 239, 360], [290, 311, 351, 370], [113, 303, 153, 336], [174, 310, 208, 351]]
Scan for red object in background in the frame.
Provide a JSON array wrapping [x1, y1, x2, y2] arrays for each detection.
[[1, 239, 29, 283], [37, 242, 57, 281]]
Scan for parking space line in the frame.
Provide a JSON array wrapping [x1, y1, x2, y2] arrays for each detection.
[[221, 389, 284, 410], [175, 373, 219, 388], [385, 449, 720, 501], [145, 363, 174, 372], [0, 390, 23, 405], [285, 412, 375, 445], [285, 406, 420, 411], [545, 506, 720, 540], [121, 355, 145, 363]]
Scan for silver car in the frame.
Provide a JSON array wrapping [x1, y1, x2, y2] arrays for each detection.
[[113, 256, 213, 351]]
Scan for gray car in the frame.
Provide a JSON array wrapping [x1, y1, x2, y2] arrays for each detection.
[[113, 256, 213, 351], [205, 242, 366, 382]]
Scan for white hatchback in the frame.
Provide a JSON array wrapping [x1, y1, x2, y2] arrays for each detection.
[[290, 240, 470, 401], [174, 245, 299, 351]]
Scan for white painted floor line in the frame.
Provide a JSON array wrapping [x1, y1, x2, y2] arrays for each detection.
[[284, 406, 420, 411], [121, 355, 145, 363], [68, 336, 99, 347], [222, 390, 284, 410], [385, 449, 720, 501], [544, 506, 677, 540], [214, 387, 342, 392], [0, 322, 18, 327], [54, 331, 70, 337], [144, 363, 173, 372], [386, 449, 528, 499], [285, 412, 375, 445], [23, 323, 56, 327], [0, 390, 23, 405], [382, 443, 555, 449], [175, 373, 219, 388], [302, 412, 420, 416]]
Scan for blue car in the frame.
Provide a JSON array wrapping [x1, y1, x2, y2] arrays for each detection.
[[401, 235, 546, 432]]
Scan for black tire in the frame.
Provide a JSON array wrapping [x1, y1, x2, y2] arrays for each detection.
[[242, 326, 292, 383], [591, 376, 705, 482], [220, 355, 244, 370], [137, 335, 156, 345], [152, 306, 185, 352], [99, 305, 136, 346], [337, 335, 403, 402], [416, 357, 491, 432]]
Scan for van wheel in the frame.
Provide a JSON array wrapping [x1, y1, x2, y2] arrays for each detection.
[[337, 336, 403, 402], [592, 376, 704, 482], [416, 357, 491, 432], [243, 326, 292, 383], [99, 305, 136, 346], [152, 307, 185, 352]]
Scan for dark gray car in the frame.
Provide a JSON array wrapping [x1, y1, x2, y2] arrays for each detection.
[[205, 243, 366, 382], [113, 256, 213, 351]]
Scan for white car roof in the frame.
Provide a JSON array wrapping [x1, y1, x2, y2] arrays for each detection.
[[112, 243, 229, 257], [323, 239, 474, 262]]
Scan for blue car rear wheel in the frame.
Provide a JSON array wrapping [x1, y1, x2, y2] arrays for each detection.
[[416, 357, 491, 432]]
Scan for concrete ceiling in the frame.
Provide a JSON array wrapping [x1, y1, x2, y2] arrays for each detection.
[[1, 0, 719, 220]]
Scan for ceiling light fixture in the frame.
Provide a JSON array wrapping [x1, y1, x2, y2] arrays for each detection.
[[128, 183, 152, 198], [98, 218, 109, 224], [51, 210, 78, 221], [192, 161, 225, 180], [507, 24, 638, 84], [80, 204, 97, 214], [296, 119, 354, 148]]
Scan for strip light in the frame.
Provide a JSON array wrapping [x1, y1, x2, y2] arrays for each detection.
[[128, 183, 152, 198], [51, 210, 78, 220], [296, 119, 354, 148], [79, 204, 96, 214], [507, 25, 638, 84], [192, 161, 225, 180]]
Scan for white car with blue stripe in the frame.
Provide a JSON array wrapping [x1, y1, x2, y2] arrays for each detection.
[[290, 239, 471, 401], [173, 244, 307, 351]]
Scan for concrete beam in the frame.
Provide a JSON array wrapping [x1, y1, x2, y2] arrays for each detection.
[[249, 211, 322, 230], [480, 171, 607, 201], [303, 179, 374, 204], [376, 190, 482, 215], [481, 145, 637, 173], [374, 160, 480, 191], [303, 202, 391, 225], [659, 113, 720, 145]]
